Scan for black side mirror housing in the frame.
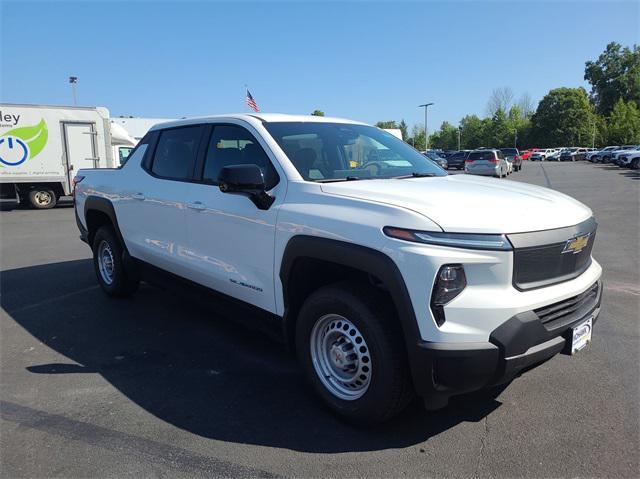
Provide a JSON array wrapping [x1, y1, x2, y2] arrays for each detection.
[[218, 164, 275, 210]]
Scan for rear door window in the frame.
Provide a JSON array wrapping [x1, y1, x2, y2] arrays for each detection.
[[151, 126, 203, 180]]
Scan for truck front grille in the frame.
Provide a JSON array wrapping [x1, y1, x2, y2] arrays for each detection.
[[534, 282, 600, 330], [507, 217, 597, 291]]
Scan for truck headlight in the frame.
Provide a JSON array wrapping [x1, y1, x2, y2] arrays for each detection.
[[383, 227, 512, 251], [431, 264, 466, 326]]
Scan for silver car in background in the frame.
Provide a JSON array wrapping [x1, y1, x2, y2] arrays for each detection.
[[464, 149, 509, 178]]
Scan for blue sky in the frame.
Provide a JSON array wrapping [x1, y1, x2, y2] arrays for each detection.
[[1, 1, 638, 130]]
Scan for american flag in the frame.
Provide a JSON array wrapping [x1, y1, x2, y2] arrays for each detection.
[[246, 89, 260, 112]]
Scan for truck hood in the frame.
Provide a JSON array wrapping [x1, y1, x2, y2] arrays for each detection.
[[320, 175, 592, 234]]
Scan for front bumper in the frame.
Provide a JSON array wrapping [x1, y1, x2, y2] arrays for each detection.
[[412, 280, 602, 408]]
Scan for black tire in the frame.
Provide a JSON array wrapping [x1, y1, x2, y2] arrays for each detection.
[[28, 188, 57, 209], [92, 225, 139, 297], [632, 158, 639, 170], [296, 281, 414, 423]]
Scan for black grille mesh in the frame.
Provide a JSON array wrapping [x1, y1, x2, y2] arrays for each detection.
[[512, 232, 595, 290]]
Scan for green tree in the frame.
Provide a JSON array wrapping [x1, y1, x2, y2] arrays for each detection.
[[459, 115, 488, 149], [606, 98, 640, 144], [584, 42, 640, 115], [408, 124, 426, 150], [429, 121, 459, 150], [375, 121, 398, 129], [489, 108, 512, 147], [311, 110, 325, 116], [398, 119, 408, 141], [531, 87, 595, 146]]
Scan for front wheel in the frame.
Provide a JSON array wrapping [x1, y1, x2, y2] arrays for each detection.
[[296, 282, 413, 423]]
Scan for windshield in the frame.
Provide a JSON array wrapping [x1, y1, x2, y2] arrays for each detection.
[[263, 122, 446, 181], [500, 148, 518, 155]]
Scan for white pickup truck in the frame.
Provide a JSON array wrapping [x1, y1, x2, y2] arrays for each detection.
[[74, 114, 603, 422]]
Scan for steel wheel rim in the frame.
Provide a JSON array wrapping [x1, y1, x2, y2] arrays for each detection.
[[310, 314, 372, 401], [97, 240, 115, 285], [34, 191, 51, 206]]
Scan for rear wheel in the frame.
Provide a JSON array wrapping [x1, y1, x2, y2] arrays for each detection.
[[92, 225, 139, 297], [296, 281, 413, 423], [27, 188, 57, 209], [632, 158, 640, 170]]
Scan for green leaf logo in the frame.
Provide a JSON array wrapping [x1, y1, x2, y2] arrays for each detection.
[[3, 119, 48, 159]]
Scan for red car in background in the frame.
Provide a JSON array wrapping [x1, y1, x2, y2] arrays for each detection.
[[520, 148, 539, 160]]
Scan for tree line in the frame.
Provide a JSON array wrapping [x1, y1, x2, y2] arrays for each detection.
[[373, 42, 640, 151]]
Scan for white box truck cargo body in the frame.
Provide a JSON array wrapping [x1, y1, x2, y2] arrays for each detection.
[[0, 103, 116, 209]]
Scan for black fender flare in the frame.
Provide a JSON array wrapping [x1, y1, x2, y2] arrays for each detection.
[[83, 195, 138, 276], [83, 196, 128, 252], [279, 235, 429, 394]]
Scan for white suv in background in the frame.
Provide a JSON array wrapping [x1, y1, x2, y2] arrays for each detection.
[[74, 114, 603, 422], [530, 148, 555, 161]]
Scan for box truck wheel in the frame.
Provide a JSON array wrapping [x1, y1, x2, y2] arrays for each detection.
[[28, 188, 57, 209]]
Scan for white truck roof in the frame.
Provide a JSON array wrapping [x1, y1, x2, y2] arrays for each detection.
[[150, 113, 367, 131]]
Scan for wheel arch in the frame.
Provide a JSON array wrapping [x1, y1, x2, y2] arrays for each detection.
[[83, 196, 126, 250], [279, 235, 424, 389]]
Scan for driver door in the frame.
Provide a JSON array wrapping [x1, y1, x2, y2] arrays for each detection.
[[184, 123, 283, 313]]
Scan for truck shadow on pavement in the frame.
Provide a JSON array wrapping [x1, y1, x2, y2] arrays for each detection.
[[2, 259, 503, 453]]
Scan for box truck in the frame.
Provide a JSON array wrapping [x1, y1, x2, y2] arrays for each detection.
[[0, 103, 136, 209]]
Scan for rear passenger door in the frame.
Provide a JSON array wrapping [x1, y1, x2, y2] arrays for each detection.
[[184, 123, 283, 313], [120, 124, 205, 278]]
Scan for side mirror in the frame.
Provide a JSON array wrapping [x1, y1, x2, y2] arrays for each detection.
[[218, 164, 274, 210]]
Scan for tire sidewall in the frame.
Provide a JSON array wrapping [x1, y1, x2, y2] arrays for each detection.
[[28, 189, 56, 209], [296, 287, 404, 422], [92, 226, 134, 296]]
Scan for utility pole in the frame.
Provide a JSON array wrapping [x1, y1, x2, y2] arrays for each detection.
[[419, 102, 434, 150], [514, 128, 518, 148], [592, 121, 596, 148], [457, 128, 461, 150], [69, 76, 78, 105]]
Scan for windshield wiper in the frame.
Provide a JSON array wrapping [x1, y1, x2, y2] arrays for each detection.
[[394, 172, 438, 179], [316, 176, 363, 183]]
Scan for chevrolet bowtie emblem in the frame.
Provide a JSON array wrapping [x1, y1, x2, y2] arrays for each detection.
[[562, 234, 590, 254]]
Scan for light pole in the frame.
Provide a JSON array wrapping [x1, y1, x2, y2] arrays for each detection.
[[592, 121, 596, 148], [419, 102, 434, 150], [457, 127, 461, 150], [69, 76, 78, 105], [514, 128, 518, 148]]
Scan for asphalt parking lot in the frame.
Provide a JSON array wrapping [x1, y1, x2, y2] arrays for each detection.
[[1, 162, 638, 478]]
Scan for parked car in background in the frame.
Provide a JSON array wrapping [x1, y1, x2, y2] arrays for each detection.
[[530, 148, 555, 161], [573, 148, 591, 161], [560, 148, 576, 161], [546, 149, 564, 161], [591, 146, 620, 163], [500, 148, 522, 171], [422, 151, 448, 169], [445, 150, 469, 170], [465, 149, 509, 178], [617, 148, 640, 169], [519, 149, 537, 161], [611, 145, 640, 165]]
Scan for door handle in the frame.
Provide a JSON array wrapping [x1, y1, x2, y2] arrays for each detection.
[[187, 201, 205, 211], [132, 193, 145, 201]]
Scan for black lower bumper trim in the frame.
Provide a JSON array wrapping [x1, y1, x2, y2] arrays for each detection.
[[412, 281, 602, 407]]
